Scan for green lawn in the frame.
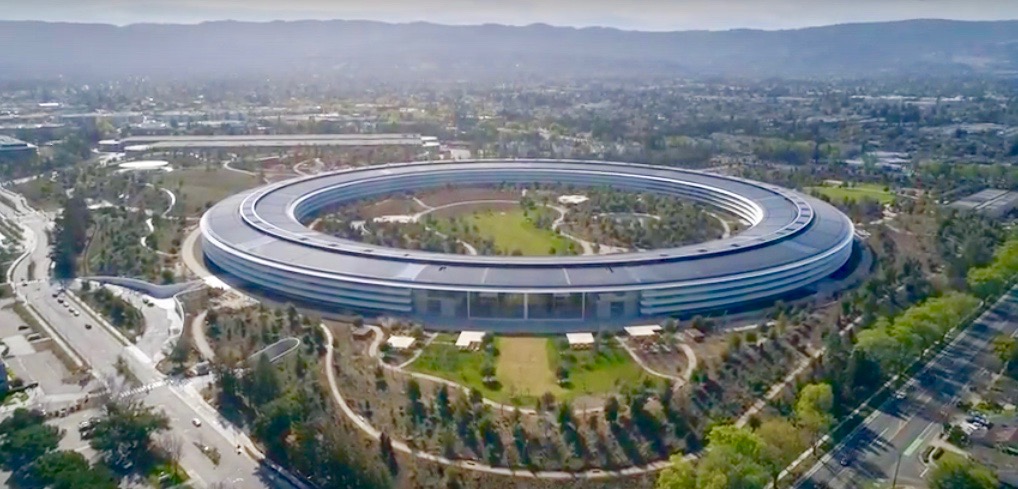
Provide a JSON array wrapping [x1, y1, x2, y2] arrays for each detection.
[[14, 178, 62, 210], [807, 183, 894, 204], [410, 335, 647, 406], [545, 339, 648, 396], [155, 168, 261, 217], [445, 208, 575, 256], [411, 334, 499, 397]]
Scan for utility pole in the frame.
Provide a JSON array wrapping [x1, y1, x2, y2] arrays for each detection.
[[890, 450, 902, 488]]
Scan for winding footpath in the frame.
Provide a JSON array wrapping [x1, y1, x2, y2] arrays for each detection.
[[614, 338, 696, 384], [321, 323, 673, 479], [138, 183, 177, 256], [190, 310, 217, 361]]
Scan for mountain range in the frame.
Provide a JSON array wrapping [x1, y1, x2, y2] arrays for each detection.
[[3, 18, 1018, 81]]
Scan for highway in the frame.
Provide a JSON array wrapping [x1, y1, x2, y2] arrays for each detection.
[[796, 289, 1018, 488], [0, 187, 295, 489]]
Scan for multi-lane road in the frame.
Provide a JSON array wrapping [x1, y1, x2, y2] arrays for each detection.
[[796, 289, 1018, 488], [0, 187, 294, 489]]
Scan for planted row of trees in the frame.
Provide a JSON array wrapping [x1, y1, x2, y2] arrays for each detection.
[[854, 292, 980, 376], [50, 194, 91, 279], [657, 383, 832, 489], [967, 236, 1018, 299]]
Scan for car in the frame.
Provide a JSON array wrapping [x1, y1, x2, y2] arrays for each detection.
[[839, 456, 852, 466], [894, 390, 907, 400], [84, 323, 92, 330], [71, 310, 80, 317], [78, 419, 96, 432], [56, 297, 64, 304], [17, 325, 29, 331], [191, 418, 202, 427]]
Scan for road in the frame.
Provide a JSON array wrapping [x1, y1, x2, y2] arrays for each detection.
[[0, 186, 295, 489], [796, 289, 1018, 489]]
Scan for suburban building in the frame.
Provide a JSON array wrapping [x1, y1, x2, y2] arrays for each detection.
[[950, 189, 1018, 218], [0, 135, 37, 158]]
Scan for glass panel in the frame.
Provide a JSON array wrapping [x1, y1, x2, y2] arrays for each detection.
[[468, 292, 526, 319], [527, 293, 584, 319]]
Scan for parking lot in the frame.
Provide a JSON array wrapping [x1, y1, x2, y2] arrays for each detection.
[[1, 297, 98, 411]]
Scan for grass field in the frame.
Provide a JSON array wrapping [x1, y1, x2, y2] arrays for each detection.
[[546, 339, 648, 395], [411, 334, 500, 397], [411, 335, 647, 405], [446, 208, 574, 256], [497, 337, 562, 401], [156, 168, 261, 216], [14, 178, 61, 210], [807, 183, 894, 204]]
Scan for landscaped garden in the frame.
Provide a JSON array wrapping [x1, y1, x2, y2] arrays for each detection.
[[807, 182, 895, 204], [437, 208, 577, 256], [410, 334, 648, 406]]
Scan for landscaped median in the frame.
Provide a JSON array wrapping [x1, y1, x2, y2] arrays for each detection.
[[760, 238, 1018, 488]]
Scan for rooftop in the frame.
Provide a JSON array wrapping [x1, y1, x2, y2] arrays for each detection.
[[386, 335, 417, 350], [624, 325, 662, 337], [566, 333, 595, 345], [455, 331, 486, 347], [950, 188, 1018, 214], [0, 135, 33, 151]]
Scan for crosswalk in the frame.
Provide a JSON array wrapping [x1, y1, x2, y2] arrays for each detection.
[[114, 374, 211, 399]]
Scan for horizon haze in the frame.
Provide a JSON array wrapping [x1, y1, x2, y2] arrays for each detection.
[[5, 0, 1018, 31]]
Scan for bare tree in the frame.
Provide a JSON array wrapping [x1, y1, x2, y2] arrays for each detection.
[[160, 434, 184, 476]]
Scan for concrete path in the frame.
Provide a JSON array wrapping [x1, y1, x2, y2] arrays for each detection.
[[320, 323, 671, 479], [614, 337, 697, 385], [191, 310, 216, 361], [706, 211, 733, 238]]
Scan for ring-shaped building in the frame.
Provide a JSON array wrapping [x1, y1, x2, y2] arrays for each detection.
[[200, 159, 854, 332]]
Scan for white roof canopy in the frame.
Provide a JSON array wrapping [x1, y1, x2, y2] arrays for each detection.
[[456, 331, 486, 347], [566, 333, 595, 345], [387, 335, 416, 350], [624, 325, 662, 337]]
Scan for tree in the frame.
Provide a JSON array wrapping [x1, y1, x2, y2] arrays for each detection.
[[756, 418, 807, 487], [927, 453, 997, 489], [436, 385, 452, 423], [0, 423, 61, 471], [992, 335, 1017, 372], [796, 383, 834, 453], [656, 454, 696, 489], [50, 194, 91, 279], [604, 396, 620, 424], [379, 433, 398, 474], [657, 425, 770, 489], [247, 353, 282, 406], [169, 336, 191, 372], [159, 434, 184, 479], [32, 450, 117, 489], [89, 399, 170, 470]]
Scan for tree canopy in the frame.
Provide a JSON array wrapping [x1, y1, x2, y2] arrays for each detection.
[[928, 453, 997, 489]]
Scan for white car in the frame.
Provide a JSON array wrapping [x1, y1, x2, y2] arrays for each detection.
[[191, 418, 202, 427]]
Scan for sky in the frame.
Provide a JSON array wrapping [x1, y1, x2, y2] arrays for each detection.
[[4, 0, 1018, 31]]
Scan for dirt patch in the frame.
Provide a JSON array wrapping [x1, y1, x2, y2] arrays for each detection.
[[416, 187, 521, 207], [360, 197, 425, 219], [622, 338, 689, 379]]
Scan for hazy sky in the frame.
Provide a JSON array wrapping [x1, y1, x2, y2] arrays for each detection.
[[5, 0, 1018, 30]]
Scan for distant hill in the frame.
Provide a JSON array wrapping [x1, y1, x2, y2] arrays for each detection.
[[3, 19, 1018, 81]]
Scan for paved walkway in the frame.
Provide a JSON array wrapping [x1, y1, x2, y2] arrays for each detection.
[[222, 159, 259, 178], [320, 323, 671, 479], [191, 310, 216, 361], [615, 337, 696, 384]]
